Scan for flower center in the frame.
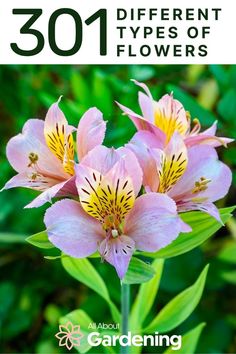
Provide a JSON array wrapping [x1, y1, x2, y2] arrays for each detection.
[[192, 177, 211, 194]]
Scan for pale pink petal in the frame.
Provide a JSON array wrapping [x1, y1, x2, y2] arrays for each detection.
[[80, 146, 142, 196], [2, 172, 38, 190], [77, 107, 106, 161], [168, 145, 232, 203], [185, 134, 234, 148], [44, 199, 104, 257], [202, 121, 218, 135], [132, 79, 154, 100], [178, 201, 222, 224], [126, 132, 161, 192], [138, 91, 154, 122], [124, 193, 189, 252], [25, 180, 69, 208], [116, 147, 143, 196], [6, 119, 68, 178], [185, 121, 234, 147], [99, 235, 135, 279], [116, 102, 166, 144], [80, 146, 120, 176]]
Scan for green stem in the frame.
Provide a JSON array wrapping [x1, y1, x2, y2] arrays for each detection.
[[121, 282, 130, 354]]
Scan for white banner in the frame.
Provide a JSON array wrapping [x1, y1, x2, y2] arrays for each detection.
[[0, 0, 235, 64]]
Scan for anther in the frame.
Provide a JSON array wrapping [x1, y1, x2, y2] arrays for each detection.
[[28, 152, 39, 167]]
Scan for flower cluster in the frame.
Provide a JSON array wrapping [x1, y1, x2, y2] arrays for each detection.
[[2, 81, 233, 279]]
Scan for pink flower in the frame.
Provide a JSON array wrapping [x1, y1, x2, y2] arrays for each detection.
[[2, 100, 106, 208], [117, 80, 233, 148], [55, 321, 83, 350], [44, 147, 190, 279], [127, 132, 232, 223]]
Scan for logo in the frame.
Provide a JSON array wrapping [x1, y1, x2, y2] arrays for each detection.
[[55, 322, 182, 351], [55, 321, 84, 350]]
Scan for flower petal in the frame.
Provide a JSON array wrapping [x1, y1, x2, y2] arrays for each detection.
[[116, 101, 166, 144], [124, 193, 189, 252], [24, 180, 70, 208], [77, 107, 106, 161], [168, 145, 232, 203], [44, 199, 104, 257], [138, 91, 154, 122], [152, 132, 188, 193], [154, 93, 189, 143], [126, 131, 162, 192], [44, 101, 75, 175], [6, 119, 67, 178], [81, 146, 142, 196], [76, 159, 135, 223], [185, 134, 234, 148], [99, 235, 135, 279], [116, 147, 143, 196], [178, 201, 222, 224], [80, 145, 119, 175]]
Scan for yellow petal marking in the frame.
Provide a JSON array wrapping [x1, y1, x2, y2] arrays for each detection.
[[45, 123, 74, 175], [79, 170, 135, 227], [154, 99, 188, 143], [158, 151, 187, 193]]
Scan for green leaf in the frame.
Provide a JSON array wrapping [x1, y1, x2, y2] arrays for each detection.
[[220, 270, 236, 285], [26, 231, 54, 249], [143, 264, 209, 333], [62, 257, 120, 323], [0, 233, 26, 244], [71, 71, 91, 107], [60, 309, 92, 353], [44, 254, 67, 260], [164, 323, 205, 354], [167, 85, 217, 125], [217, 241, 236, 264], [209, 65, 229, 89], [130, 259, 164, 331], [93, 70, 113, 118], [141, 207, 235, 259], [217, 89, 236, 122], [122, 257, 156, 285]]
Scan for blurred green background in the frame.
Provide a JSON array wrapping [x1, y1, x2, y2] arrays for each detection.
[[0, 65, 236, 353]]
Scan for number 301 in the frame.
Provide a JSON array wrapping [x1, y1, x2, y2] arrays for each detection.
[[10, 8, 107, 56]]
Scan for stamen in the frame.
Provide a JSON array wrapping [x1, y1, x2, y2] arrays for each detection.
[[28, 152, 39, 167], [192, 177, 211, 194]]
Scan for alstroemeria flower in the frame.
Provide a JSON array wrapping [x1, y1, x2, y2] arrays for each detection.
[[129, 133, 232, 222], [2, 101, 106, 208], [127, 131, 188, 195], [117, 80, 233, 148], [44, 148, 190, 279]]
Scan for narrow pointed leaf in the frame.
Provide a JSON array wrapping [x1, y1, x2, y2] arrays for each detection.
[[130, 259, 164, 331], [26, 230, 54, 249], [62, 257, 120, 323], [143, 264, 209, 333], [122, 257, 156, 285], [164, 322, 206, 353]]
